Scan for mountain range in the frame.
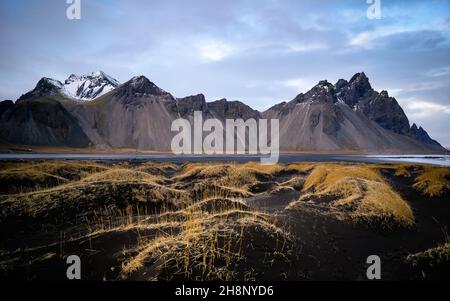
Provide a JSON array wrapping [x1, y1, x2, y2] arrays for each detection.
[[0, 71, 445, 153]]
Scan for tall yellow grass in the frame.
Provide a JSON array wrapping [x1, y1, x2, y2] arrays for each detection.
[[288, 164, 414, 227], [413, 166, 450, 197]]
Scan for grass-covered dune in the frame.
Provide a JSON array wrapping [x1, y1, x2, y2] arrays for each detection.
[[0, 160, 448, 280]]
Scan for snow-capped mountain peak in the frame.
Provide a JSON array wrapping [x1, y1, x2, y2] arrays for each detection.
[[42, 77, 64, 89], [63, 71, 120, 100]]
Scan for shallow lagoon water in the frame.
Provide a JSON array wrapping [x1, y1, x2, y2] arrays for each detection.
[[0, 153, 449, 166]]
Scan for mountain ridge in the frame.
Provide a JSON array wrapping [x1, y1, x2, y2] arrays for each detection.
[[0, 71, 445, 153], [17, 71, 120, 103]]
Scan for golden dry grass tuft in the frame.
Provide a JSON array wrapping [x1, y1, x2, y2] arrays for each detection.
[[405, 242, 450, 279], [81, 168, 163, 184], [392, 164, 412, 177], [189, 182, 253, 201], [0, 161, 109, 194], [74, 192, 291, 281], [302, 164, 381, 191], [285, 163, 315, 174], [0, 170, 68, 194], [239, 162, 285, 175], [413, 166, 450, 197], [3, 161, 109, 180], [0, 166, 188, 226], [118, 197, 291, 281], [174, 163, 274, 192], [287, 164, 415, 227], [134, 162, 180, 176]]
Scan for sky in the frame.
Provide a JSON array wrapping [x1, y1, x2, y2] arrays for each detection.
[[0, 0, 449, 147]]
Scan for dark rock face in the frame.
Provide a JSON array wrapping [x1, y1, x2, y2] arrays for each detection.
[[341, 72, 373, 107], [171, 95, 260, 120], [410, 123, 443, 150], [303, 80, 337, 104], [335, 79, 349, 92], [16, 78, 64, 103], [0, 99, 90, 147], [0, 100, 14, 117], [358, 91, 411, 136], [263, 74, 445, 152], [207, 99, 261, 120], [335, 72, 411, 136], [175, 94, 208, 117], [114, 76, 172, 99]]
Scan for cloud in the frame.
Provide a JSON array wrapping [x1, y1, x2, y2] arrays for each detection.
[[382, 80, 450, 103], [400, 98, 450, 147], [384, 88, 403, 98], [197, 39, 235, 62], [287, 43, 328, 53], [283, 78, 317, 94], [350, 26, 404, 48], [425, 66, 450, 77], [349, 23, 450, 49], [404, 99, 450, 118]]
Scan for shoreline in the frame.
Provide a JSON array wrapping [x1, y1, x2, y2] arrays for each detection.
[[0, 145, 448, 156], [0, 153, 449, 166]]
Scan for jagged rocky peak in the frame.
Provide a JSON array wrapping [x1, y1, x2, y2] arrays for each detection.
[[178, 93, 206, 104], [38, 77, 65, 90], [349, 72, 372, 93], [17, 71, 120, 102], [117, 75, 170, 97], [175, 94, 208, 116], [335, 72, 373, 105], [362, 92, 411, 135], [380, 90, 389, 98], [410, 123, 443, 149], [207, 98, 261, 119], [17, 77, 65, 102], [332, 72, 411, 136], [63, 70, 120, 101], [303, 80, 337, 103], [335, 79, 349, 91], [66, 70, 118, 83]]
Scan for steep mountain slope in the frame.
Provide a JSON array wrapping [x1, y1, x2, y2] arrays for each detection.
[[0, 98, 90, 147], [410, 123, 444, 149], [63, 79, 261, 150], [62, 76, 178, 150], [173, 94, 260, 120], [16, 78, 68, 103], [17, 71, 120, 103], [0, 71, 445, 153], [263, 80, 437, 152], [335, 72, 411, 136], [334, 73, 444, 151]]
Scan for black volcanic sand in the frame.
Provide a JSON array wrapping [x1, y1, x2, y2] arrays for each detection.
[[247, 168, 450, 280], [0, 160, 449, 281]]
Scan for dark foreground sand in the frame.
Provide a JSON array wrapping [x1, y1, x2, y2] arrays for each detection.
[[0, 160, 448, 281]]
